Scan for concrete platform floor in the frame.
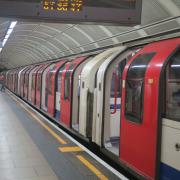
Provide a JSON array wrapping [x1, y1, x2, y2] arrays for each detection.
[[0, 91, 125, 180]]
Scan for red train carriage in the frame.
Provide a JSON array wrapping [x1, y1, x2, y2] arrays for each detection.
[[46, 60, 66, 117], [59, 57, 89, 127], [120, 38, 180, 179], [35, 63, 51, 108]]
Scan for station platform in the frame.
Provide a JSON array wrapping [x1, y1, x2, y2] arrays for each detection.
[[0, 91, 126, 180]]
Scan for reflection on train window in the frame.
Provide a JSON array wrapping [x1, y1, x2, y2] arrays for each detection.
[[37, 75, 41, 90], [64, 77, 70, 100], [125, 53, 155, 123], [165, 50, 180, 121]]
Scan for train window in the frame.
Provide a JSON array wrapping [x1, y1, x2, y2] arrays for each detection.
[[37, 75, 41, 90], [32, 77, 35, 90], [82, 81, 85, 88], [25, 74, 29, 86], [165, 50, 180, 121], [64, 77, 70, 100], [64, 64, 75, 100], [125, 53, 155, 123], [49, 72, 53, 95], [57, 65, 65, 92]]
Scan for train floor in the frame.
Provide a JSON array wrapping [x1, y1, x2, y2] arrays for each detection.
[[0, 90, 126, 180]]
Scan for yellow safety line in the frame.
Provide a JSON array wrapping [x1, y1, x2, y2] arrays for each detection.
[[8, 92, 110, 180], [28, 112, 67, 145], [59, 146, 83, 152], [77, 155, 109, 180], [9, 93, 67, 145]]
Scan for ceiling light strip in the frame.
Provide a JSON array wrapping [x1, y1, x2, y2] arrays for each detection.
[[1, 21, 17, 52]]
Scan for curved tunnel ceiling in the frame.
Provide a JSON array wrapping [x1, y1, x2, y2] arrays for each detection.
[[0, 0, 180, 69]]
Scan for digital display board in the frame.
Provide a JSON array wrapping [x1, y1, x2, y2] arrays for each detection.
[[42, 0, 136, 12], [43, 0, 84, 12], [0, 0, 142, 26]]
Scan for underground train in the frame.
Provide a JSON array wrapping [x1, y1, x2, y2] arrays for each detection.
[[5, 38, 180, 180]]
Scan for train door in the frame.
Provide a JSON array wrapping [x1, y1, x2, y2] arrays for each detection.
[[31, 71, 37, 104], [71, 73, 81, 131], [14, 69, 19, 94], [36, 73, 42, 107], [36, 63, 50, 108], [120, 53, 157, 179], [44, 69, 51, 111], [20, 67, 30, 97], [13, 70, 17, 92], [41, 64, 54, 111], [24, 66, 34, 99], [31, 65, 43, 105], [28, 66, 36, 102], [24, 69, 30, 98], [31, 70, 38, 104], [61, 57, 88, 128], [55, 65, 65, 120], [160, 49, 180, 179], [19, 67, 26, 96], [47, 61, 66, 117], [60, 63, 74, 127], [72, 57, 92, 131], [102, 60, 127, 156], [18, 67, 25, 95]]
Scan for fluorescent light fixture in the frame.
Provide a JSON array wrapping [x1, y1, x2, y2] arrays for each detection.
[[2, 39, 8, 47], [5, 34, 10, 39], [132, 65, 147, 68], [0, 20, 17, 52], [171, 64, 180, 67], [7, 28, 13, 35], [9, 21, 17, 29]]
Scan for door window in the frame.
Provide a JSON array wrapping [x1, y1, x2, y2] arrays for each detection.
[[57, 65, 65, 92], [125, 53, 155, 123], [37, 75, 41, 90], [32, 76, 35, 90], [64, 64, 75, 100], [48, 72, 53, 95]]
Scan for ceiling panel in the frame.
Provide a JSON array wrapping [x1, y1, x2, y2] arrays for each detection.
[[0, 0, 179, 68]]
